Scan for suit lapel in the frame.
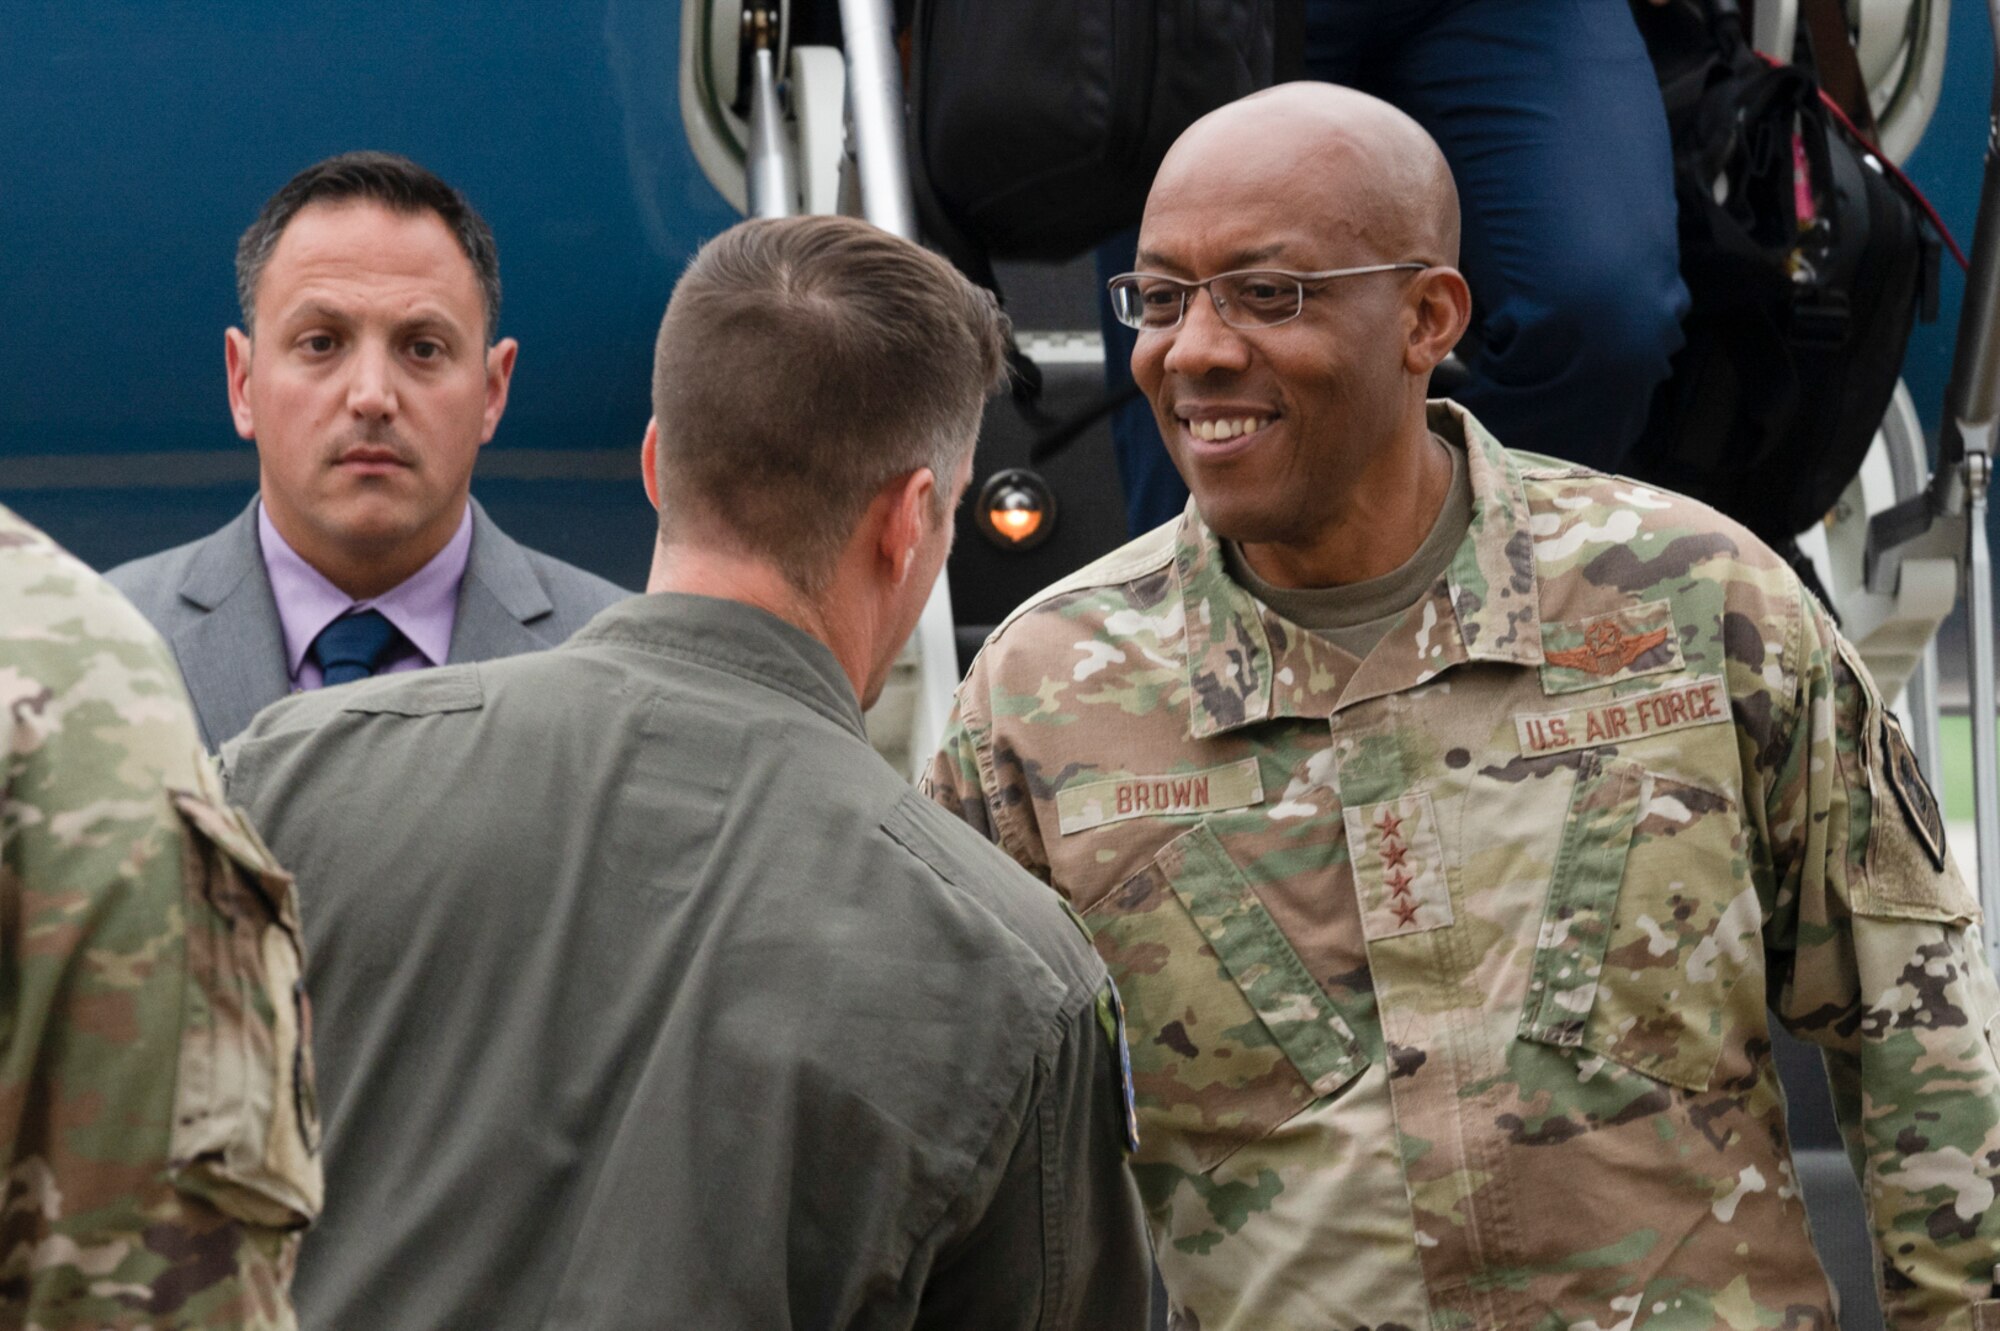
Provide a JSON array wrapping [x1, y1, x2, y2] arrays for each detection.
[[170, 500, 557, 743], [448, 499, 556, 663], [171, 502, 292, 748]]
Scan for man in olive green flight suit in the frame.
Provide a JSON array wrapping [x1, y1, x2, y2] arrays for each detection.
[[0, 502, 319, 1329], [224, 216, 1152, 1331], [925, 84, 2000, 1331]]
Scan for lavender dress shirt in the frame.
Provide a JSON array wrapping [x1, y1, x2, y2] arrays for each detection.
[[258, 502, 473, 691]]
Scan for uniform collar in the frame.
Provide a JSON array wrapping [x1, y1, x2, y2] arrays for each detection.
[[572, 592, 866, 739], [1173, 401, 1546, 739]]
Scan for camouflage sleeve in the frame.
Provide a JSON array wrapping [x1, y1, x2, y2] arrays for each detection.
[[920, 659, 1052, 883], [1758, 586, 2000, 1329], [920, 700, 996, 840], [0, 514, 319, 1329]]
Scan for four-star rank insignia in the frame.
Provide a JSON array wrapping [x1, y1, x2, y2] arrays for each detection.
[[1342, 794, 1454, 942], [1881, 713, 1946, 872]]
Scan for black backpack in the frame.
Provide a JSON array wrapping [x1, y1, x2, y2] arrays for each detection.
[[901, 0, 1301, 450], [905, 0, 1302, 288], [1626, 0, 1941, 552]]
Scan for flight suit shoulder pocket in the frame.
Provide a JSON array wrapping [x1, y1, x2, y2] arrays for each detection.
[[1519, 753, 1757, 1093], [339, 663, 484, 717], [168, 791, 322, 1231]]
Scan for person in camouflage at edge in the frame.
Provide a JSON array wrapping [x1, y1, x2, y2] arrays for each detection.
[[0, 502, 320, 1328], [924, 84, 2000, 1331]]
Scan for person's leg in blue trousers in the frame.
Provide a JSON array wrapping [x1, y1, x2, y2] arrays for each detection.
[[1096, 0, 1688, 534], [1373, 0, 1688, 466]]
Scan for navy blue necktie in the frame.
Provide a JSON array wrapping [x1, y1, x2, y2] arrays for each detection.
[[309, 610, 407, 687]]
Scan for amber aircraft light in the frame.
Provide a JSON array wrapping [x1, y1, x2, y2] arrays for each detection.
[[975, 469, 1057, 552]]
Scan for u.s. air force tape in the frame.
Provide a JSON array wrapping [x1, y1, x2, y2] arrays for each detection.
[[1515, 674, 1727, 758]]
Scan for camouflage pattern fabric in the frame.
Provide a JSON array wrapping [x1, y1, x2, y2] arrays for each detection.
[[924, 403, 2000, 1331], [0, 503, 318, 1329]]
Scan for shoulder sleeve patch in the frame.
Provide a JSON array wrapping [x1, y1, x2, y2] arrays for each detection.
[[1095, 979, 1140, 1153], [1834, 632, 1979, 923], [1881, 713, 1946, 872]]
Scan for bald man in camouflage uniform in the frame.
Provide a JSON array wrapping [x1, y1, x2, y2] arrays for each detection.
[[0, 503, 319, 1328], [925, 85, 2000, 1330]]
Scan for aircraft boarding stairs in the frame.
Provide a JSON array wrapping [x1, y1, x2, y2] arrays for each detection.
[[680, 2, 1997, 1324]]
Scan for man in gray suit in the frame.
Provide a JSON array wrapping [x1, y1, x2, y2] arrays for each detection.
[[110, 152, 625, 748]]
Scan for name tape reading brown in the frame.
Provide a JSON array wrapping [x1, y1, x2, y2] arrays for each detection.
[[1056, 758, 1265, 835]]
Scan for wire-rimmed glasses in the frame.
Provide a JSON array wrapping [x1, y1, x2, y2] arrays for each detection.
[[1106, 263, 1430, 331]]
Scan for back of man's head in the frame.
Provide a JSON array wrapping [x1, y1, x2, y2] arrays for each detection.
[[236, 150, 502, 344], [651, 216, 1008, 596]]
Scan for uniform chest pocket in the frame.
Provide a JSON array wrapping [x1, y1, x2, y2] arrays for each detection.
[[1080, 821, 1365, 1173], [1517, 752, 1760, 1092]]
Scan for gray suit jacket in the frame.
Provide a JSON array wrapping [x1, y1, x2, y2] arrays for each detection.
[[107, 498, 629, 748]]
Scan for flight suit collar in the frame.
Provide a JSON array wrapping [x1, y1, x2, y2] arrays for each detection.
[[1173, 401, 1546, 740], [574, 592, 867, 739]]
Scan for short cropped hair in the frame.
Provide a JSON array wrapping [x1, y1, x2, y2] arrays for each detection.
[[236, 151, 502, 343], [651, 216, 1008, 595]]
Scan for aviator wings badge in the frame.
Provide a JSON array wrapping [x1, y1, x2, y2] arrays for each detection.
[[1545, 620, 1672, 676], [1538, 600, 1685, 694]]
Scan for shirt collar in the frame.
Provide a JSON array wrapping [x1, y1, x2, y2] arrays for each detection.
[[570, 592, 865, 738], [258, 501, 474, 678], [1172, 400, 1546, 739]]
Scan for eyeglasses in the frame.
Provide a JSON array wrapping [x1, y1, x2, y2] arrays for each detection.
[[1106, 263, 1430, 331]]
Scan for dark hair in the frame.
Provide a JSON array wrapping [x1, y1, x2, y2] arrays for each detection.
[[651, 216, 1008, 597], [235, 151, 502, 342]]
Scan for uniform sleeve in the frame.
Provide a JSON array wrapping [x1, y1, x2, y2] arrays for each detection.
[[1, 579, 316, 1329], [1758, 589, 2000, 1330], [921, 698, 1001, 843], [913, 982, 1154, 1331], [921, 663, 1052, 882]]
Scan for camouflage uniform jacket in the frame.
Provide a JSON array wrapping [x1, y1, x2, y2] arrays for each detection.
[[924, 404, 2000, 1331], [0, 504, 320, 1328]]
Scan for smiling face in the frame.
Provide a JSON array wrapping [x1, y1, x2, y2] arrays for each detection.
[[226, 199, 517, 596], [1131, 88, 1461, 564]]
